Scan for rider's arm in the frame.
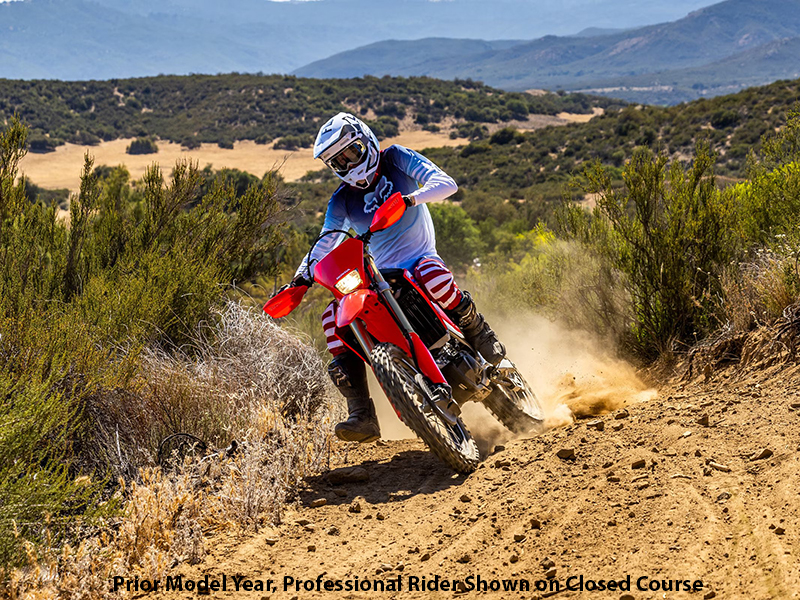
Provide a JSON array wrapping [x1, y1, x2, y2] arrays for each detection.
[[294, 193, 349, 281], [389, 145, 458, 206]]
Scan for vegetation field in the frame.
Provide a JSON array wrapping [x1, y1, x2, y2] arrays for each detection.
[[0, 74, 616, 152], [18, 130, 471, 193], [5, 70, 800, 599]]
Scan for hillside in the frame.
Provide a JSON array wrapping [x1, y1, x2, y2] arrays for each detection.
[[405, 77, 800, 233], [150, 332, 800, 600], [574, 36, 800, 104], [0, 0, 721, 81], [0, 74, 616, 151], [295, 0, 800, 105]]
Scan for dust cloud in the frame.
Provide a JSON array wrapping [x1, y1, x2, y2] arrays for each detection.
[[365, 314, 656, 446], [493, 314, 657, 427]]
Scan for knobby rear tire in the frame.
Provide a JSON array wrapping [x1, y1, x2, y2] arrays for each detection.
[[372, 342, 479, 473], [483, 363, 545, 434]]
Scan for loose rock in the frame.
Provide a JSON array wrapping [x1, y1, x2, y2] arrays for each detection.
[[349, 501, 362, 514], [530, 519, 542, 530], [545, 567, 556, 578], [612, 423, 624, 431], [307, 545, 316, 552], [615, 409, 630, 419], [709, 461, 732, 473], [750, 448, 773, 461], [632, 459, 647, 469], [460, 494, 472, 503], [513, 534, 526, 542], [557, 448, 576, 460], [328, 467, 370, 484], [310, 498, 327, 508], [587, 419, 605, 431], [697, 414, 710, 427], [457, 554, 471, 564]]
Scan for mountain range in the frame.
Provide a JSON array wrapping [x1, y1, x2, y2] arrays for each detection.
[[294, 0, 800, 104], [0, 0, 720, 80]]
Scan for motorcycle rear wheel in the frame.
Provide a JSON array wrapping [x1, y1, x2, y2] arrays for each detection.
[[483, 360, 545, 434], [372, 342, 480, 473]]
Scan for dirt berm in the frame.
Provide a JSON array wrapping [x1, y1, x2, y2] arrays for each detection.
[[157, 339, 800, 600]]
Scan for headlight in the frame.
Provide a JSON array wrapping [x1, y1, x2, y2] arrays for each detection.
[[335, 269, 363, 294]]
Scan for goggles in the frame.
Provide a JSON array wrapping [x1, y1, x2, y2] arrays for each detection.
[[325, 139, 367, 174]]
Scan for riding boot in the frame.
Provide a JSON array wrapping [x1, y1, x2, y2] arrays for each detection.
[[446, 291, 506, 365], [328, 351, 381, 443]]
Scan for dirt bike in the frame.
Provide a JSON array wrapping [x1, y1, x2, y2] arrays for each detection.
[[264, 193, 544, 473]]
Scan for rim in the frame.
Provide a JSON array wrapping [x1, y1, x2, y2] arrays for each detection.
[[495, 368, 545, 421]]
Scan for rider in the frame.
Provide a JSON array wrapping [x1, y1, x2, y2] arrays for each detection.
[[284, 112, 504, 443]]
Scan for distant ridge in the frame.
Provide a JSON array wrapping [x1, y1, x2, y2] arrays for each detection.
[[294, 0, 800, 104]]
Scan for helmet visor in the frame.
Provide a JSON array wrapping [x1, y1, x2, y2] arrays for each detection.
[[325, 140, 367, 175]]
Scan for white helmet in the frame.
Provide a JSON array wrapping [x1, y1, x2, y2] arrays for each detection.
[[313, 112, 380, 189]]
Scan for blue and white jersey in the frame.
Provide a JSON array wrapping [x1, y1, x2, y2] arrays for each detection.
[[295, 145, 458, 278]]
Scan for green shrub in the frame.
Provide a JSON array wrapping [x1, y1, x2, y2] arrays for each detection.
[[561, 144, 737, 357], [428, 203, 485, 270], [273, 134, 313, 150], [0, 117, 287, 568], [126, 137, 158, 154]]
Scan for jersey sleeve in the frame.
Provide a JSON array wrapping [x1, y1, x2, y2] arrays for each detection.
[[388, 145, 458, 205], [294, 191, 349, 280]]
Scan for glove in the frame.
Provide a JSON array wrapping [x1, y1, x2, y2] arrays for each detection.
[[272, 275, 312, 298], [402, 194, 416, 207]]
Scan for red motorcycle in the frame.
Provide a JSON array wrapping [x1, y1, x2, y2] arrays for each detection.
[[264, 193, 543, 472]]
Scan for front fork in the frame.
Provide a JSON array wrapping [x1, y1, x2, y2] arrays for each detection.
[[352, 254, 460, 423]]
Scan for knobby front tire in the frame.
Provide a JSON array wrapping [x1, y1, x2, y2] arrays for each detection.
[[372, 342, 480, 473]]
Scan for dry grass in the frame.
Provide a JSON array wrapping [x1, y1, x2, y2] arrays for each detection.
[[8, 302, 338, 599], [18, 131, 469, 193], [721, 245, 799, 332]]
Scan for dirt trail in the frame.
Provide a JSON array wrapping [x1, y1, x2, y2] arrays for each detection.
[[156, 329, 800, 600]]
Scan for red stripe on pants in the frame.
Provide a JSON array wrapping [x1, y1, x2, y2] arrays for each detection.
[[413, 257, 463, 311]]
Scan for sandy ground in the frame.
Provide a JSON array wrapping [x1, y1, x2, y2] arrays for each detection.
[[18, 131, 469, 193], [557, 107, 606, 123], [151, 319, 800, 600], [18, 112, 602, 194]]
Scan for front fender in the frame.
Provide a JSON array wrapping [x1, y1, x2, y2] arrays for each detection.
[[336, 289, 377, 328]]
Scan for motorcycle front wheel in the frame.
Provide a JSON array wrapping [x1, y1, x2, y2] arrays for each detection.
[[372, 342, 480, 473]]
